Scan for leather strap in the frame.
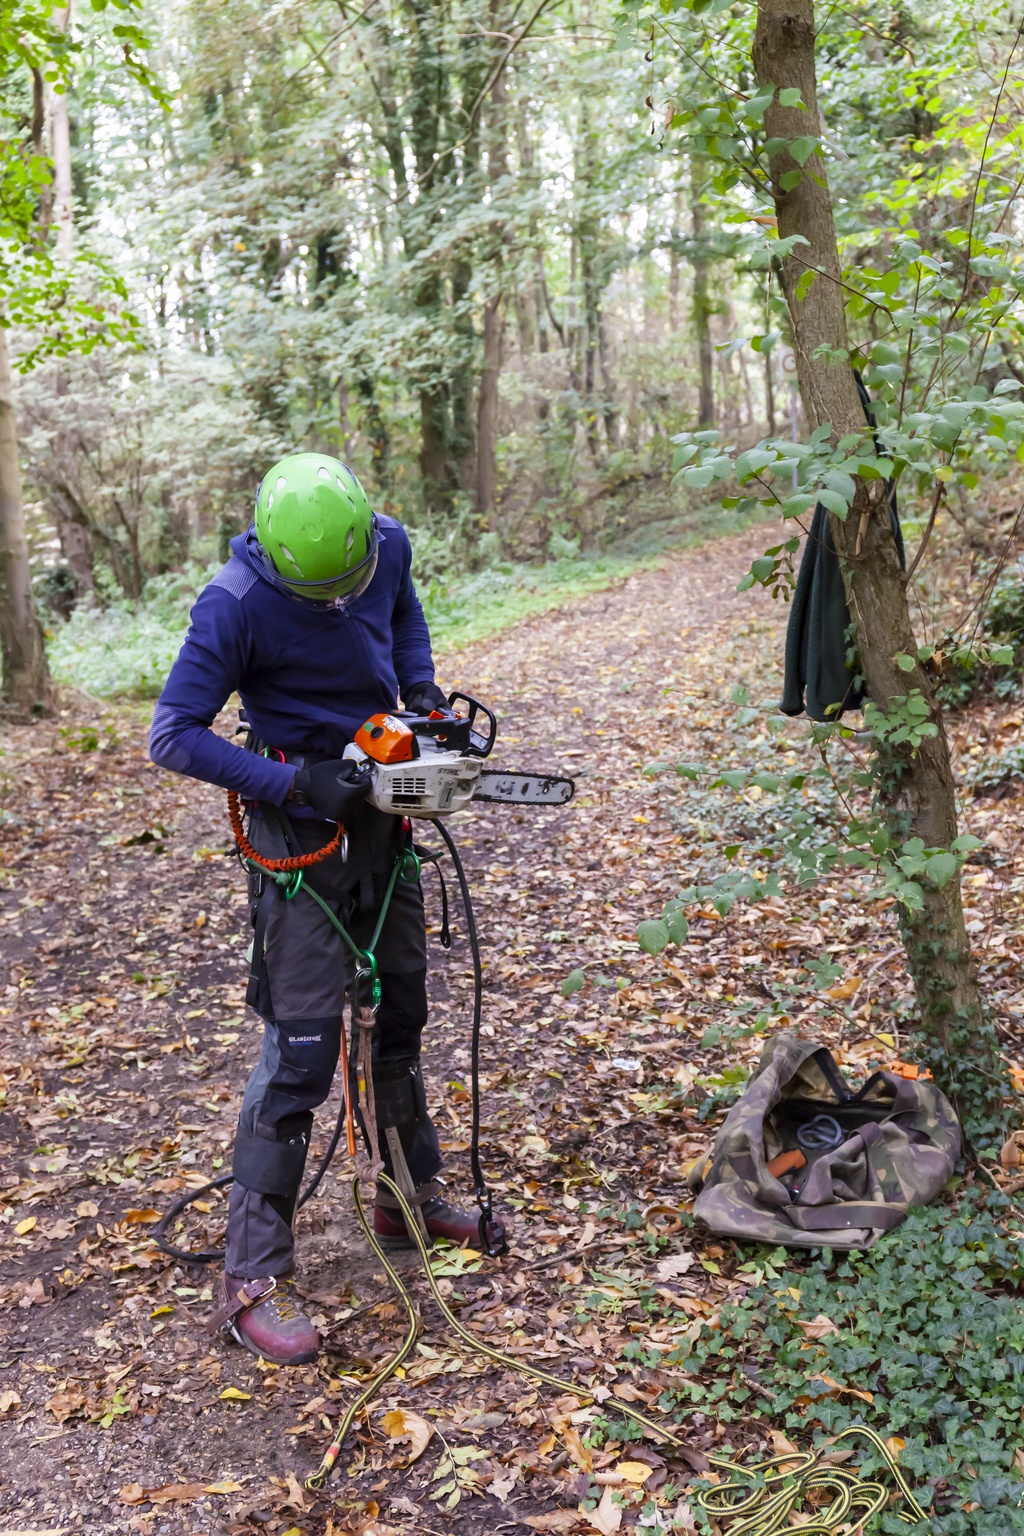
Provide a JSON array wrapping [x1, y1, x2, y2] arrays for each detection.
[[205, 1277, 276, 1335], [784, 1201, 908, 1232], [374, 1177, 442, 1212]]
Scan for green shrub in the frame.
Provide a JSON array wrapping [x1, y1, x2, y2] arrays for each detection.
[[647, 1190, 1024, 1534]]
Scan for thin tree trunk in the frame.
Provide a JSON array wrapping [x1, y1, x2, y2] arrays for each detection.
[[50, 5, 74, 260], [753, 0, 994, 1112], [0, 328, 52, 710], [668, 185, 682, 331], [691, 157, 714, 428], [475, 14, 508, 521]]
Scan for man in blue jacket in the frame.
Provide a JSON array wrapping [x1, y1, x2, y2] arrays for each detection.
[[150, 452, 490, 1366]]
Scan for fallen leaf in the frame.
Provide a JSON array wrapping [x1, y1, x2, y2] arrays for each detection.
[[0, 1389, 21, 1412], [884, 1436, 906, 1459], [123, 1207, 160, 1224], [219, 1387, 251, 1401], [795, 1314, 841, 1339], [524, 1514, 581, 1533], [588, 1485, 623, 1534], [825, 976, 863, 1000], [204, 1480, 245, 1494], [76, 1200, 99, 1218], [999, 1130, 1024, 1171], [655, 1252, 694, 1280], [489, 1470, 517, 1502], [615, 1460, 653, 1486], [14, 1216, 36, 1235], [148, 1483, 206, 1504], [767, 1430, 801, 1457], [381, 1407, 433, 1464]]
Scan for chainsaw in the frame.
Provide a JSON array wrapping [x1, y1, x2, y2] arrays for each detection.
[[342, 691, 574, 819]]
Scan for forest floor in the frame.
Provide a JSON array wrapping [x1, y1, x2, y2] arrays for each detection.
[[2, 526, 1024, 1536]]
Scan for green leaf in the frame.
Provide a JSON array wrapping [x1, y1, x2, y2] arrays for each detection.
[[925, 853, 958, 887], [561, 968, 586, 996], [896, 653, 916, 672], [665, 909, 690, 945], [778, 88, 804, 108], [637, 920, 671, 956], [789, 135, 818, 165]]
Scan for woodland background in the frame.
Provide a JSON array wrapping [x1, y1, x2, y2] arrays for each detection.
[[7, 0, 1019, 706]]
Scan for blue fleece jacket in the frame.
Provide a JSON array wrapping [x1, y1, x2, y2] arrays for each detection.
[[148, 520, 435, 805]]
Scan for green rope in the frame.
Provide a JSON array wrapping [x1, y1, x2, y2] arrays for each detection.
[[247, 844, 420, 1011]]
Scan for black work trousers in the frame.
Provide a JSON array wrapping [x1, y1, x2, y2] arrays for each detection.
[[225, 806, 442, 1278]]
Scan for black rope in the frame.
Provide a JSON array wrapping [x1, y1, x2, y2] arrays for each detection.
[[434, 821, 507, 1257]]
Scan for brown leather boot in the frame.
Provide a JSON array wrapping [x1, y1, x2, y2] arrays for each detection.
[[373, 1181, 508, 1253], [210, 1274, 320, 1366]]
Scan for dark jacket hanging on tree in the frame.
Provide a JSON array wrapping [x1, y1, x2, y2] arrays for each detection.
[[779, 380, 905, 721]]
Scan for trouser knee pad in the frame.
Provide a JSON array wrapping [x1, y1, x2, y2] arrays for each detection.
[[232, 1111, 314, 1199]]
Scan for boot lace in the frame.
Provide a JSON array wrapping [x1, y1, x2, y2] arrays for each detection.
[[265, 1279, 302, 1324]]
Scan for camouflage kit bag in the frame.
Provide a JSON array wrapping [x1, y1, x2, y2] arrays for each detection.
[[688, 1034, 960, 1250]]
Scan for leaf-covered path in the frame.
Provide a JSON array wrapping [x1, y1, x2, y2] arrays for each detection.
[[2, 528, 1023, 1536]]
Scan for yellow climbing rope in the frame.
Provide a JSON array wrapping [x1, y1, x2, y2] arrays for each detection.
[[306, 1174, 927, 1532]]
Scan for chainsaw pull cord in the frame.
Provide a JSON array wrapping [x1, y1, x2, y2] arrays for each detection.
[[434, 819, 506, 1258]]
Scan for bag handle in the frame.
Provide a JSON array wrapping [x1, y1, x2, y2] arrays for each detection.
[[784, 1201, 907, 1233]]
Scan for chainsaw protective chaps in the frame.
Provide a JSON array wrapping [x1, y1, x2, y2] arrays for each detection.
[[689, 1034, 960, 1251]]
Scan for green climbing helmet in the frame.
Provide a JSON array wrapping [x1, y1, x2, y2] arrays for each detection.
[[254, 452, 378, 606]]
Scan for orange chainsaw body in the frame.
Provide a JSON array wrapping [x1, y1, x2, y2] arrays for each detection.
[[354, 713, 417, 764]]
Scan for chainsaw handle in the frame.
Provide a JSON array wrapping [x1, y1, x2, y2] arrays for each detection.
[[447, 692, 497, 758]]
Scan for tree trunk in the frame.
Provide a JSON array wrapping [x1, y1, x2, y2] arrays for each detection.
[[753, 0, 997, 1118], [475, 32, 509, 520], [0, 328, 52, 710], [50, 5, 74, 259], [668, 185, 682, 331], [691, 157, 714, 428]]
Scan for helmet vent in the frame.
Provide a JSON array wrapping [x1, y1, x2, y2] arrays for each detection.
[[278, 543, 299, 572], [276, 476, 288, 492], [317, 465, 331, 481], [346, 527, 355, 554], [267, 492, 274, 509]]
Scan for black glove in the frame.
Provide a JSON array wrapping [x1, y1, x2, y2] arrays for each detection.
[[290, 757, 371, 821], [402, 679, 452, 716]]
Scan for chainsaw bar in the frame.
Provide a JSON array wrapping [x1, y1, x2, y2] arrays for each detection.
[[472, 770, 575, 806]]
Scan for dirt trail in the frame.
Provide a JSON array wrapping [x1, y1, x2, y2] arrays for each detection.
[[1, 525, 1020, 1536]]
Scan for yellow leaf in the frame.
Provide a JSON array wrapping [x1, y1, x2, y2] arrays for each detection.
[[381, 1407, 433, 1463], [204, 1481, 244, 1494], [14, 1217, 36, 1235], [825, 976, 862, 1000], [150, 1305, 175, 1317], [537, 1430, 557, 1456], [884, 1436, 905, 1460], [935, 465, 954, 482], [615, 1460, 653, 1485], [219, 1387, 251, 1401], [124, 1207, 160, 1225]]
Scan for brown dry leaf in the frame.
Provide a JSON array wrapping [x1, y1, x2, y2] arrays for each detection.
[[148, 1483, 207, 1505], [120, 1484, 147, 1505], [767, 1430, 801, 1457], [587, 1486, 623, 1535], [884, 1437, 906, 1460], [524, 1514, 582, 1533], [123, 1207, 160, 1224], [562, 1423, 593, 1473], [204, 1480, 245, 1494], [795, 1314, 841, 1340], [0, 1389, 21, 1412], [811, 1373, 874, 1405], [999, 1130, 1024, 1171], [489, 1470, 517, 1502], [381, 1407, 433, 1464]]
